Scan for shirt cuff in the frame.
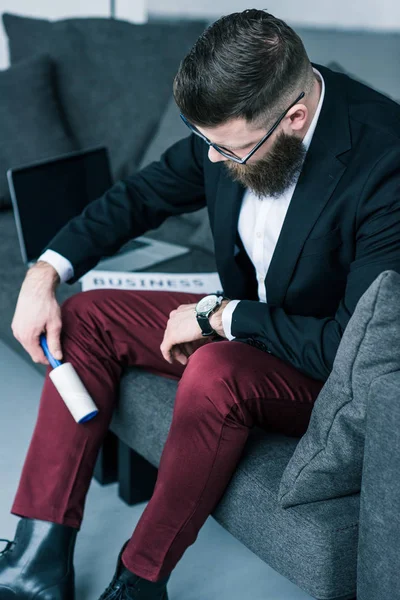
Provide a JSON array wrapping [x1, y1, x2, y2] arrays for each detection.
[[222, 299, 241, 340], [37, 250, 74, 284]]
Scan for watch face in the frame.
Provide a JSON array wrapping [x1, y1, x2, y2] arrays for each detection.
[[197, 295, 218, 313]]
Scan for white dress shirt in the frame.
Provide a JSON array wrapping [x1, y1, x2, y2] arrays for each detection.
[[39, 70, 325, 341]]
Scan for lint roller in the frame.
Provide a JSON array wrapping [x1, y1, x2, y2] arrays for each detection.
[[39, 333, 99, 423]]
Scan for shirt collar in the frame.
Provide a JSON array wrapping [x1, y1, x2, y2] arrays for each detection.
[[302, 67, 325, 151]]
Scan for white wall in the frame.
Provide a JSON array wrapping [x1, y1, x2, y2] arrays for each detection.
[[0, 0, 147, 69], [148, 0, 400, 31], [1, 0, 399, 69]]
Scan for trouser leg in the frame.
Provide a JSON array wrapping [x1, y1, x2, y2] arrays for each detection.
[[122, 340, 324, 581], [11, 289, 204, 529], [11, 287, 325, 584]]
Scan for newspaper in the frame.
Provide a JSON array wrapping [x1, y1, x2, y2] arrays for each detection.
[[80, 270, 223, 294]]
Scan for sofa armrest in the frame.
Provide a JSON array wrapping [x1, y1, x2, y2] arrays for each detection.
[[357, 371, 400, 600]]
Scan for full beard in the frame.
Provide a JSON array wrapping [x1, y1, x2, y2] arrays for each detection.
[[224, 132, 307, 199]]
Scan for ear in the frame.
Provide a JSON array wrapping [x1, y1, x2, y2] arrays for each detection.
[[284, 104, 308, 133]]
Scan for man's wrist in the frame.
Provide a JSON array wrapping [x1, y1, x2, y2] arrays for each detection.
[[28, 261, 60, 288], [209, 299, 230, 338]]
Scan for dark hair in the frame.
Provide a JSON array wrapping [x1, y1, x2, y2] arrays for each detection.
[[173, 9, 313, 127]]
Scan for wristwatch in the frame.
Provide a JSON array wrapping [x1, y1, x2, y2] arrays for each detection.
[[195, 294, 225, 337]]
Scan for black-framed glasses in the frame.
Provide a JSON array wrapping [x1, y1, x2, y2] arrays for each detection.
[[180, 91, 305, 165]]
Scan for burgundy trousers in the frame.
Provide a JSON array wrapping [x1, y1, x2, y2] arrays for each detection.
[[11, 289, 324, 582]]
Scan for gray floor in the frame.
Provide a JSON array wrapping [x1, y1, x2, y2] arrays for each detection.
[[0, 339, 313, 600]]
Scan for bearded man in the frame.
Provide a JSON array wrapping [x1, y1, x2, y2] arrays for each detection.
[[1, 8, 400, 600]]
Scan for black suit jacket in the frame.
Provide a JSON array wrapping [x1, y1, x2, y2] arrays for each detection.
[[47, 64, 400, 382]]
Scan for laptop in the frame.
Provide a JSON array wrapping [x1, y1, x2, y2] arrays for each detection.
[[7, 147, 189, 277]]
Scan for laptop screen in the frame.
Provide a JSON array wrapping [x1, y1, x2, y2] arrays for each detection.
[[8, 147, 112, 264]]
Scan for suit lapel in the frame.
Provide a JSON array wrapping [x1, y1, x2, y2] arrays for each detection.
[[264, 139, 346, 305], [265, 64, 352, 305]]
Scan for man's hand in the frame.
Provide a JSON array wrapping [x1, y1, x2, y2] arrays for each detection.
[[160, 300, 230, 365], [11, 261, 63, 365]]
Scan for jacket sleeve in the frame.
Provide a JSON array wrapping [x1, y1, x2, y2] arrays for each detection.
[[231, 148, 400, 382], [44, 133, 206, 283]]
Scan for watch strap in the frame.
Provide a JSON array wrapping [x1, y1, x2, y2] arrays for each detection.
[[197, 314, 216, 336]]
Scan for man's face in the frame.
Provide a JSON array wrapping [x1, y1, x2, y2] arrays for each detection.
[[198, 117, 306, 198]]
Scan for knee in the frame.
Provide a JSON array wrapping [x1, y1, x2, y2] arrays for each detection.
[[60, 290, 103, 331], [185, 342, 233, 383], [176, 342, 237, 417], [61, 289, 107, 315]]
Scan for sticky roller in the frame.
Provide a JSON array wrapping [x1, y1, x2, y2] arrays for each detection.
[[39, 333, 99, 423]]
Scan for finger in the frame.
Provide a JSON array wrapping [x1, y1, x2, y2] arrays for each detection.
[[160, 340, 173, 364], [171, 345, 188, 365], [27, 335, 50, 365], [160, 329, 169, 362], [46, 320, 63, 360], [18, 328, 46, 364], [182, 342, 195, 357]]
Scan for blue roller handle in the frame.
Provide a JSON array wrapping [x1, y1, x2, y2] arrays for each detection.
[[39, 333, 98, 424], [39, 334, 62, 369]]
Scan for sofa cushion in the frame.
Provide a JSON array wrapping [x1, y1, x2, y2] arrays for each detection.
[[327, 61, 399, 105], [0, 54, 75, 209], [111, 367, 359, 600], [138, 96, 189, 170], [278, 270, 400, 508], [139, 96, 215, 253], [2, 13, 206, 182]]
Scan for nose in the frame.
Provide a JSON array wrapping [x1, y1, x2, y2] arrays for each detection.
[[208, 146, 229, 163]]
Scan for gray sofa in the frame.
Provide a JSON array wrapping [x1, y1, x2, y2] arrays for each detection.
[[111, 374, 360, 600], [1, 13, 400, 600], [106, 269, 400, 600]]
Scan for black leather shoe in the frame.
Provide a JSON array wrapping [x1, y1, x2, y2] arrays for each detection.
[[0, 517, 77, 599], [99, 541, 170, 600]]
